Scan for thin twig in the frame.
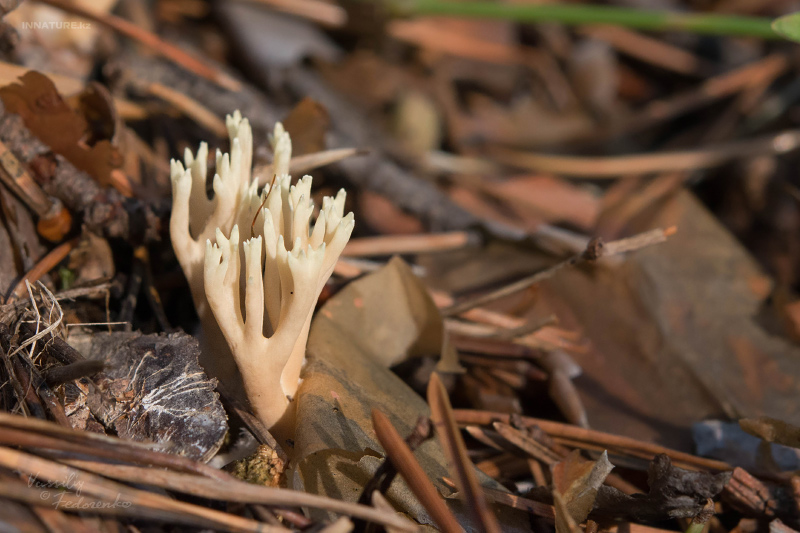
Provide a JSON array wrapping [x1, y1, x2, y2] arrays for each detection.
[[444, 229, 672, 316]]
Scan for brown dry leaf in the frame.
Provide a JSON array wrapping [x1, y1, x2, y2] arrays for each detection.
[[0, 71, 122, 191], [538, 190, 800, 449], [739, 417, 800, 449], [552, 450, 614, 533], [317, 256, 454, 369], [281, 97, 330, 156], [293, 259, 528, 530], [553, 492, 581, 533]]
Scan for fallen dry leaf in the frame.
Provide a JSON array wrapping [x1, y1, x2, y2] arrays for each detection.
[[552, 450, 614, 533], [0, 71, 123, 192]]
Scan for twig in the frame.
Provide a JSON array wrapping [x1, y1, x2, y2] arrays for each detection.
[[442, 479, 555, 522], [43, 359, 104, 386], [443, 238, 604, 317], [492, 422, 562, 465], [444, 229, 672, 316], [10, 357, 47, 419], [455, 315, 557, 342], [448, 333, 542, 359], [601, 54, 788, 141], [0, 139, 72, 242], [603, 227, 676, 255], [256, 148, 366, 181], [0, 412, 231, 481], [354, 416, 431, 532]]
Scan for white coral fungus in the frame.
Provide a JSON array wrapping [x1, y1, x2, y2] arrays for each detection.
[[170, 111, 354, 436]]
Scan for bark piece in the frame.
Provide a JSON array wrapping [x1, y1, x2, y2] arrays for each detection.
[[73, 331, 227, 462]]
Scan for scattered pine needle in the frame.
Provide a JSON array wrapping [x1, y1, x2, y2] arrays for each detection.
[[371, 408, 462, 533], [428, 373, 502, 533], [10, 240, 79, 301], [490, 130, 800, 178]]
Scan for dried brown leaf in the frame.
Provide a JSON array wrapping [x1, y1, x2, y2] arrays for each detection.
[[552, 450, 614, 532], [281, 97, 329, 156], [0, 71, 123, 192]]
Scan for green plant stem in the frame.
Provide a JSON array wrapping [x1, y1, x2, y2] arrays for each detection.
[[384, 0, 778, 39]]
